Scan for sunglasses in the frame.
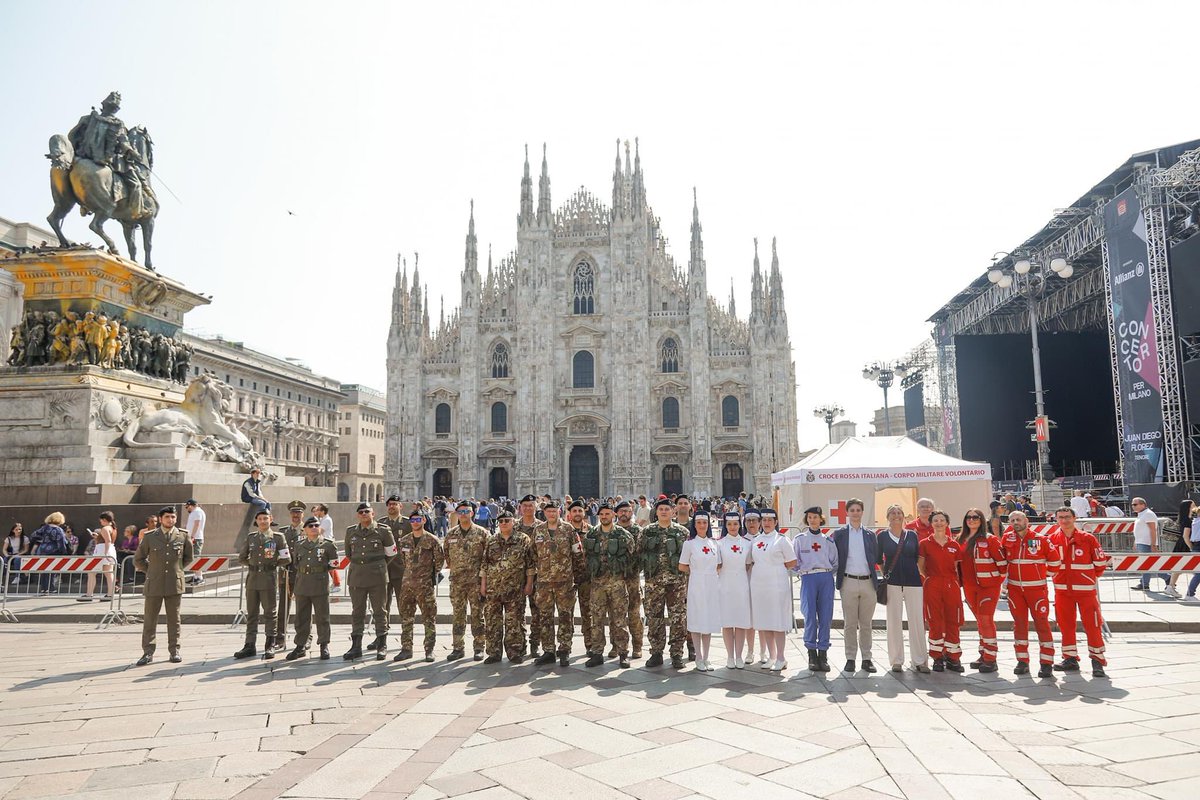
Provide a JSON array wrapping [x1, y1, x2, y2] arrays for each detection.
[[966, 515, 982, 520], [356, 510, 371, 515], [304, 523, 320, 528]]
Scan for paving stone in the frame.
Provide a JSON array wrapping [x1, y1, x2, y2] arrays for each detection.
[[765, 746, 887, 797], [677, 718, 831, 764], [429, 733, 570, 779], [639, 727, 697, 745], [936, 775, 1037, 797], [426, 771, 497, 796], [541, 747, 606, 769], [577, 740, 747, 789], [1109, 752, 1200, 783], [82, 756, 217, 790], [359, 713, 453, 750], [668, 763, 818, 799], [0, 750, 147, 780], [522, 713, 648, 756], [214, 750, 298, 778], [717, 752, 789, 776], [6, 769, 92, 799], [173, 776, 257, 799], [286, 747, 412, 798], [483, 757, 635, 800], [599, 700, 728, 734]]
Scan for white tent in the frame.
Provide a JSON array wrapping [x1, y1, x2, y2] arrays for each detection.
[[771, 436, 992, 529]]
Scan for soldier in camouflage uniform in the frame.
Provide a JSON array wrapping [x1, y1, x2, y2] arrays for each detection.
[[235, 510, 292, 660], [394, 512, 445, 662], [642, 498, 690, 668], [481, 511, 534, 663], [343, 503, 398, 661], [286, 516, 339, 661], [531, 500, 583, 667], [615, 500, 644, 658], [584, 504, 635, 668], [566, 500, 595, 654], [514, 494, 544, 656], [272, 500, 307, 651], [444, 501, 488, 661], [370, 495, 409, 654]]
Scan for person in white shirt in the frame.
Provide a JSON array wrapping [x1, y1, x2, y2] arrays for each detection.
[[1131, 497, 1166, 591], [184, 500, 206, 585], [1069, 491, 1091, 519], [1105, 504, 1123, 518], [635, 496, 652, 525], [831, 499, 881, 673]]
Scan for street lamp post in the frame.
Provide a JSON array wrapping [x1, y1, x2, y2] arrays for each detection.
[[813, 404, 844, 444], [986, 251, 1074, 484], [862, 362, 908, 436]]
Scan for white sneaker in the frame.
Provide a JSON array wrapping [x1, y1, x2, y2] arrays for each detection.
[[759, 656, 769, 665], [76, 594, 92, 602], [726, 656, 736, 669], [771, 660, 785, 672], [746, 652, 757, 663], [706, 662, 717, 672], [1165, 586, 1182, 598], [695, 660, 708, 672], [734, 655, 745, 669]]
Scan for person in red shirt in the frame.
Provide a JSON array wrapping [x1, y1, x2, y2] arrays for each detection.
[[917, 510, 964, 672], [1000, 510, 1058, 678], [1048, 506, 1110, 678], [905, 497, 936, 541], [957, 508, 1006, 673]]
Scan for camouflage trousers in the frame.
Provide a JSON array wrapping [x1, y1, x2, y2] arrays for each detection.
[[644, 574, 687, 658], [534, 581, 577, 655], [484, 589, 526, 658], [625, 575, 644, 653], [449, 580, 485, 655], [398, 584, 437, 654], [577, 580, 594, 653], [589, 576, 630, 656]]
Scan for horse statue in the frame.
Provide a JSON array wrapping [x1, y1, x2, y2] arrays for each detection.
[[46, 93, 159, 270]]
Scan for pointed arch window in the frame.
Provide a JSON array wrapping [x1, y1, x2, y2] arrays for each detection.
[[660, 337, 680, 373], [572, 261, 595, 314], [491, 342, 510, 378]]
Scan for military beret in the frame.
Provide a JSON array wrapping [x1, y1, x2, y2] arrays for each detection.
[[744, 509, 761, 518], [568, 500, 585, 510], [304, 516, 320, 527], [803, 506, 821, 516], [543, 499, 562, 509], [520, 494, 538, 504], [158, 506, 176, 516], [497, 510, 514, 520], [356, 502, 372, 512], [598, 503, 615, 512], [614, 500, 632, 510], [287, 500, 306, 512], [654, 498, 674, 509], [386, 494, 402, 503], [456, 501, 476, 511], [254, 509, 271, 518]]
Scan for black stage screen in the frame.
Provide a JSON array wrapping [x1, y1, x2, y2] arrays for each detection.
[[904, 382, 925, 432], [1170, 233, 1200, 336], [956, 333, 1119, 479]]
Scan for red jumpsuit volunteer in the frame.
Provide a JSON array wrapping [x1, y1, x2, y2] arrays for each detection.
[[957, 508, 1006, 673], [905, 497, 936, 541], [917, 510, 964, 672], [1048, 506, 1110, 678], [1000, 510, 1058, 678]]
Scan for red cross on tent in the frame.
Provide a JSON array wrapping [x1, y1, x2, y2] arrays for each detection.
[[828, 500, 850, 525]]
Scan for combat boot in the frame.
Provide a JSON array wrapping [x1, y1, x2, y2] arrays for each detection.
[[448, 650, 465, 661], [645, 652, 664, 667], [319, 644, 330, 660], [1037, 663, 1055, 679], [1091, 659, 1108, 678], [1053, 657, 1080, 672], [671, 655, 686, 669], [375, 635, 388, 661], [807, 648, 818, 671], [1014, 660, 1030, 675], [585, 652, 604, 667], [817, 651, 831, 672], [393, 648, 413, 662], [366, 636, 383, 653], [607, 647, 618, 658], [263, 646, 275, 660], [483, 654, 501, 664], [978, 661, 998, 673], [558, 654, 569, 667], [618, 654, 630, 668], [233, 643, 256, 659], [424, 650, 435, 663], [285, 645, 307, 661], [534, 652, 556, 666], [343, 636, 363, 661]]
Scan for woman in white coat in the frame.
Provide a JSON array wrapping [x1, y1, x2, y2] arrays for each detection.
[[750, 509, 798, 671], [678, 511, 721, 671], [718, 511, 753, 668]]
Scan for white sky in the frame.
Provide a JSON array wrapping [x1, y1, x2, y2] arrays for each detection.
[[3, 1, 1199, 455]]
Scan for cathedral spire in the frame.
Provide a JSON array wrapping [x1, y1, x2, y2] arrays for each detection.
[[631, 137, 645, 216], [537, 143, 552, 226], [729, 277, 736, 318], [612, 139, 627, 219], [688, 187, 705, 278], [423, 285, 430, 336], [486, 243, 494, 284], [519, 144, 534, 227], [464, 199, 478, 274], [769, 236, 787, 327], [750, 238, 764, 320], [439, 294, 445, 330]]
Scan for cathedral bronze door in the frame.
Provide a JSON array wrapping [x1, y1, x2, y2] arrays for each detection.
[[662, 464, 683, 496], [488, 467, 509, 500], [569, 445, 599, 498], [721, 463, 744, 498], [432, 468, 453, 498]]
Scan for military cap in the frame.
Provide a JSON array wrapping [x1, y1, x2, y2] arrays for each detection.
[[254, 509, 271, 518], [568, 500, 585, 510], [356, 502, 373, 512], [497, 510, 514, 520], [744, 509, 761, 518], [543, 498, 562, 509], [598, 503, 615, 512], [158, 506, 177, 516], [185, 498, 198, 506], [386, 494, 402, 503], [654, 497, 674, 509], [520, 494, 539, 504], [287, 500, 306, 512], [802, 506, 821, 517], [455, 500, 476, 512], [303, 516, 321, 527], [614, 500, 632, 510]]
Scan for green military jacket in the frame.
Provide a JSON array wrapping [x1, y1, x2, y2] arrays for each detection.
[[398, 531, 445, 591], [134, 526, 195, 597], [239, 528, 292, 589], [640, 522, 690, 581], [277, 524, 303, 577], [444, 522, 488, 585], [531, 523, 582, 585], [568, 521, 592, 585], [378, 515, 409, 583], [621, 522, 644, 579], [481, 531, 534, 596], [345, 523, 397, 588], [292, 537, 339, 596], [584, 524, 635, 581]]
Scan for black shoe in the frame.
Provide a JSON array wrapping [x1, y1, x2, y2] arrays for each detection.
[[618, 654, 630, 668], [978, 661, 998, 673], [969, 659, 985, 669], [807, 649, 818, 671], [169, 651, 182, 664], [535, 652, 556, 666], [817, 651, 831, 672], [844, 659, 856, 673], [484, 654, 501, 664], [945, 660, 964, 673], [862, 660, 876, 673], [509, 653, 524, 664], [473, 652, 484, 661], [559, 654, 570, 667], [932, 658, 945, 672], [286, 646, 307, 661], [319, 645, 330, 660], [1091, 659, 1108, 678], [671, 656, 686, 669], [687, 646, 695, 662], [1053, 657, 1080, 672], [366, 637, 380, 651], [343, 636, 363, 661], [585, 653, 604, 667], [136, 654, 152, 666], [448, 650, 465, 661], [263, 648, 275, 660], [393, 649, 413, 662], [375, 636, 388, 661], [1038, 663, 1054, 679], [424, 652, 434, 663], [646, 652, 664, 667], [1014, 661, 1030, 675], [234, 644, 256, 659]]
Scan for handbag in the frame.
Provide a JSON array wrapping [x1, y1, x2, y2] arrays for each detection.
[[876, 530, 905, 605]]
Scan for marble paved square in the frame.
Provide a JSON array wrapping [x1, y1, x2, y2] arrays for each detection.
[[0, 623, 1197, 799]]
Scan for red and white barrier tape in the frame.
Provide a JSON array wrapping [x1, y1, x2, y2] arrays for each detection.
[[1110, 554, 1200, 572], [185, 556, 230, 572], [18, 556, 114, 573]]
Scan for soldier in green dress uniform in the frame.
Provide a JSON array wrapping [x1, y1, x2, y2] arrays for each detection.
[[133, 507, 194, 666], [343, 503, 398, 660], [272, 500, 307, 651], [286, 517, 340, 661], [235, 510, 292, 660]]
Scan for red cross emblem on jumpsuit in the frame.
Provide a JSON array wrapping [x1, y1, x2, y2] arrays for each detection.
[[960, 533, 1007, 664], [1048, 527, 1109, 666], [1001, 529, 1060, 666]]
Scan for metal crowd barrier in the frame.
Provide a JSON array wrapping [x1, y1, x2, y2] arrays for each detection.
[[0, 555, 123, 627], [115, 553, 247, 628]]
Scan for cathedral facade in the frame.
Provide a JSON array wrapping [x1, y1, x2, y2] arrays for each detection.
[[385, 142, 798, 501]]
